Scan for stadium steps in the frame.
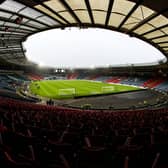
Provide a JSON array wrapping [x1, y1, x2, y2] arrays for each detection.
[[67, 73, 78, 79], [105, 76, 126, 83], [93, 76, 110, 82], [120, 77, 149, 86], [76, 74, 87, 79], [155, 80, 168, 91], [28, 74, 44, 81], [87, 75, 102, 80], [142, 78, 166, 88]]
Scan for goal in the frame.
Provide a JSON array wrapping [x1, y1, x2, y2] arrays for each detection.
[[101, 86, 114, 93], [58, 88, 76, 96]]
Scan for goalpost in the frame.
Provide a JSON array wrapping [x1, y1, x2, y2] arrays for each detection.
[[58, 88, 76, 97], [101, 86, 115, 93]]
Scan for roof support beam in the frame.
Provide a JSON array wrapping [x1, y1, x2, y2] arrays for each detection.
[[157, 41, 168, 44], [17, 0, 66, 25], [0, 33, 25, 38], [0, 48, 22, 51], [34, 0, 70, 24], [0, 45, 21, 48], [128, 8, 168, 33], [0, 16, 39, 30], [105, 0, 114, 26], [0, 48, 22, 52], [0, 27, 31, 34], [59, 0, 82, 25], [0, 31, 26, 36], [85, 0, 94, 24], [0, 42, 21, 46], [0, 37, 21, 40], [149, 34, 168, 40], [0, 26, 32, 34], [118, 0, 143, 30], [0, 8, 49, 28], [4, 55, 25, 59], [141, 24, 168, 36]]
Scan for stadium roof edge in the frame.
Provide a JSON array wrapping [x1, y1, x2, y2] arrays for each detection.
[[0, 0, 167, 66]]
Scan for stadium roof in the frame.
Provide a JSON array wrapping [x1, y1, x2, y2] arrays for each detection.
[[0, 0, 167, 65]]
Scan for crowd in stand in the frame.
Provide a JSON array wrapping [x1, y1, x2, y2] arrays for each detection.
[[0, 97, 168, 167]]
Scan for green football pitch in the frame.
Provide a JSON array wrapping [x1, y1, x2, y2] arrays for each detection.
[[29, 80, 141, 99]]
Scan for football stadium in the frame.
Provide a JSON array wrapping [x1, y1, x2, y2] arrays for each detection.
[[0, 0, 168, 168], [29, 80, 141, 98]]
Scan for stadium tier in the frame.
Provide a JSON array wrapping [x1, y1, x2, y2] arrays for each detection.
[[1, 97, 168, 168]]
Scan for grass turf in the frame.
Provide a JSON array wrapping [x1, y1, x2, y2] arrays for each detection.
[[29, 80, 141, 99]]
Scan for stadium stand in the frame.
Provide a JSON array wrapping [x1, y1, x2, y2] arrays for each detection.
[[156, 81, 168, 92], [120, 77, 149, 86], [142, 78, 166, 88], [0, 98, 168, 167], [27, 74, 44, 81], [86, 75, 102, 81], [105, 76, 126, 83], [90, 76, 110, 82], [65, 73, 168, 93], [0, 73, 39, 102], [67, 73, 79, 80]]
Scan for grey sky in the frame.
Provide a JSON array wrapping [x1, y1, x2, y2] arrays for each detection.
[[24, 28, 166, 68]]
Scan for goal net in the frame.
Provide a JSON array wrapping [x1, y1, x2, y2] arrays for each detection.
[[101, 86, 114, 93], [58, 88, 76, 96]]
